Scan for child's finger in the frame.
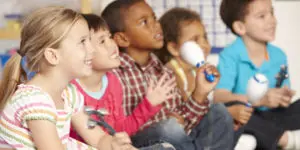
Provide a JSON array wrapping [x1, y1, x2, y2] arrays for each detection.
[[114, 132, 131, 144], [162, 76, 176, 88], [288, 89, 296, 97], [163, 81, 177, 94], [147, 77, 155, 90], [157, 73, 168, 86], [166, 93, 177, 100]]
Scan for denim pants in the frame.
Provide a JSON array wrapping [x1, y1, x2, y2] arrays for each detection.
[[139, 143, 175, 150], [131, 103, 235, 150]]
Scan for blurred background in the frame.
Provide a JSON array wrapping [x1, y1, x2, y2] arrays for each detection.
[[0, 0, 299, 100]]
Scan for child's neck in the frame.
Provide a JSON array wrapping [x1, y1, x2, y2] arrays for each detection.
[[166, 58, 196, 100], [28, 71, 69, 102], [174, 57, 193, 72], [79, 70, 106, 92], [242, 36, 268, 67], [243, 36, 267, 53], [126, 47, 151, 66]]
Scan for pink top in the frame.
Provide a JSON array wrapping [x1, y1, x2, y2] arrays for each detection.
[[70, 72, 161, 141]]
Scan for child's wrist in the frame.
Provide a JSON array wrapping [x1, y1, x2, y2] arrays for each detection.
[[192, 92, 208, 104]]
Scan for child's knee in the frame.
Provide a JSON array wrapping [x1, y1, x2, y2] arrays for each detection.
[[210, 103, 233, 124], [159, 118, 188, 140]]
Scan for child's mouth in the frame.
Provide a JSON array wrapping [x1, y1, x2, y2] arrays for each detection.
[[110, 50, 119, 59], [154, 33, 163, 40], [84, 59, 92, 67]]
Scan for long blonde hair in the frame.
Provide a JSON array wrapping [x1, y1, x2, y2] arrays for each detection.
[[0, 6, 82, 110]]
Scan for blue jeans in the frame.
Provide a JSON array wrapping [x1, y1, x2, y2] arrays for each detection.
[[139, 143, 175, 150], [131, 103, 234, 150]]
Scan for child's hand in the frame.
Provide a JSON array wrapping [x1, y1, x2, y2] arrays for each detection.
[[146, 73, 177, 106], [235, 94, 248, 103], [192, 64, 220, 103], [255, 87, 294, 108], [111, 132, 137, 150], [228, 104, 253, 125], [283, 86, 296, 99]]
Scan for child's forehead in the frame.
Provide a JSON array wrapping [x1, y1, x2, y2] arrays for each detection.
[[67, 19, 89, 40], [124, 1, 154, 20], [93, 28, 110, 37], [246, 0, 273, 14]]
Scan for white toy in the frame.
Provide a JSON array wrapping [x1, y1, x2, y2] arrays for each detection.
[[180, 41, 214, 82], [246, 73, 269, 104]]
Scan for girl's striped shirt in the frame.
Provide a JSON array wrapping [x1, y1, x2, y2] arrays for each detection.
[[0, 84, 96, 150]]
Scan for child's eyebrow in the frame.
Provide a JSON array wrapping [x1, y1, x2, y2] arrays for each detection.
[[255, 7, 274, 15], [80, 35, 89, 40], [98, 35, 106, 40], [98, 33, 110, 40]]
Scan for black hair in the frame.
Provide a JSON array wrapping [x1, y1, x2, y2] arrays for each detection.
[[81, 13, 108, 31], [101, 0, 143, 35]]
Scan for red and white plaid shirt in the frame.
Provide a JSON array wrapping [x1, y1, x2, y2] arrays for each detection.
[[113, 52, 209, 131]]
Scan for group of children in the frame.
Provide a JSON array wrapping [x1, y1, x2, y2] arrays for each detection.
[[0, 0, 299, 150]]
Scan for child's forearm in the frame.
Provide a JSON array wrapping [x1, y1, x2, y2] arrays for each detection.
[[96, 134, 114, 150], [114, 97, 161, 136], [214, 89, 247, 103]]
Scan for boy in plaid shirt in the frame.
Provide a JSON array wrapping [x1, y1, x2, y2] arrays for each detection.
[[102, 0, 234, 149]]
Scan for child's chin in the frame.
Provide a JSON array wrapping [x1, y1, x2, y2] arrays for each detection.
[[83, 70, 93, 77], [152, 43, 164, 50]]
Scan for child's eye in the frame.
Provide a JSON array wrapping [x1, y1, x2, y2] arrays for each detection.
[[204, 33, 208, 40], [80, 39, 86, 45], [193, 36, 199, 42], [141, 19, 147, 25], [99, 39, 105, 44], [259, 14, 265, 19]]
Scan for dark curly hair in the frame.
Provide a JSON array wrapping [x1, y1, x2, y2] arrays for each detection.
[[155, 7, 202, 64]]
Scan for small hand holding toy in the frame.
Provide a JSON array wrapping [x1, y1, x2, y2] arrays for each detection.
[[180, 41, 215, 82], [84, 107, 116, 136], [246, 73, 269, 105]]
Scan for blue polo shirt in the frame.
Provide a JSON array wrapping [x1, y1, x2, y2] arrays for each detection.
[[216, 37, 290, 98]]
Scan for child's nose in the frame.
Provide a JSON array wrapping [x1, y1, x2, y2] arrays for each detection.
[[87, 40, 95, 54]]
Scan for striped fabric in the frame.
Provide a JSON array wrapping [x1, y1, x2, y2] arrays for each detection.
[[0, 84, 96, 150]]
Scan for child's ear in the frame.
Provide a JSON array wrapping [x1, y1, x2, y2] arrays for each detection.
[[114, 32, 130, 48], [233, 21, 246, 35], [44, 48, 59, 65], [167, 42, 180, 57]]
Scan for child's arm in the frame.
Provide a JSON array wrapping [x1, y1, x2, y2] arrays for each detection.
[[27, 120, 65, 150], [66, 84, 134, 150], [214, 48, 244, 103], [17, 93, 65, 150], [111, 73, 174, 136], [214, 89, 248, 103], [71, 106, 135, 150]]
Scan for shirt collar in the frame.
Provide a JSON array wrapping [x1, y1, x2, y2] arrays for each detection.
[[119, 52, 163, 71], [235, 36, 271, 70], [235, 36, 270, 62]]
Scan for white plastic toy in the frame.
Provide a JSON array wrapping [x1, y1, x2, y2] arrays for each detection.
[[246, 73, 269, 104], [180, 41, 214, 82]]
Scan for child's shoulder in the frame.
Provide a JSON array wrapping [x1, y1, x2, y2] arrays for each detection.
[[10, 84, 51, 106], [267, 43, 287, 57], [220, 37, 244, 56]]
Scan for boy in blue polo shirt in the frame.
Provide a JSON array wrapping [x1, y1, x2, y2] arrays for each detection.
[[214, 0, 300, 149]]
